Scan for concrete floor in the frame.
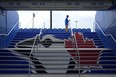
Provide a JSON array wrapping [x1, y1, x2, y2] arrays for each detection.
[[0, 75, 116, 77]]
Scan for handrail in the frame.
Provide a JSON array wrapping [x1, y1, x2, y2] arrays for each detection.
[[28, 34, 38, 76], [28, 25, 44, 76], [94, 21, 116, 43], [0, 21, 19, 36], [69, 21, 73, 36], [29, 24, 44, 61], [105, 18, 116, 32], [73, 33, 80, 77], [69, 23, 80, 77]]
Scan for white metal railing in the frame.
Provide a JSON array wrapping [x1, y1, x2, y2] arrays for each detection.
[[28, 26, 44, 76], [1, 21, 116, 75], [69, 23, 80, 77], [69, 22, 73, 36], [28, 34, 40, 75], [0, 28, 116, 75], [0, 21, 19, 36], [94, 21, 116, 43], [105, 18, 116, 32], [73, 33, 80, 77]]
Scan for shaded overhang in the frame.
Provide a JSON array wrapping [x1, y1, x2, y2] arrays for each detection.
[[0, 0, 115, 10]]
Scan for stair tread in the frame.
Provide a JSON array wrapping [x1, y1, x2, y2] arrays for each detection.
[[1, 31, 115, 74]]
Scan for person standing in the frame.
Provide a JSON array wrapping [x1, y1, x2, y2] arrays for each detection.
[[65, 15, 70, 32]]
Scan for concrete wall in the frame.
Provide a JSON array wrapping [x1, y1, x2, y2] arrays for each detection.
[[0, 11, 19, 48], [95, 10, 116, 39], [0, 9, 7, 34], [95, 6, 116, 54], [7, 11, 19, 33]]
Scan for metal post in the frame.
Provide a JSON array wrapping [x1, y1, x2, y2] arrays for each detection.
[[39, 36, 41, 48], [19, 22, 21, 29], [93, 22, 95, 32], [6, 11, 7, 48], [44, 22, 45, 32], [50, 10, 52, 29], [73, 33, 80, 77], [75, 21, 78, 29], [44, 22, 45, 29], [32, 13, 35, 28], [37, 36, 38, 50]]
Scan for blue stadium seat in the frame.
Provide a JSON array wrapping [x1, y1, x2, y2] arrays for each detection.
[[29, 28, 34, 32], [62, 29, 65, 32], [21, 28, 25, 32], [68, 29, 71, 33], [47, 29, 52, 33], [87, 28, 91, 32], [23, 28, 28, 32], [19, 28, 23, 32], [43, 28, 47, 33], [77, 28, 82, 32], [82, 28, 87, 33], [73, 28, 77, 32], [52, 28, 57, 33], [33, 28, 37, 32], [57, 28, 62, 33]]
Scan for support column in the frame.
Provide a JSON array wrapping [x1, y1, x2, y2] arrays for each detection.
[[50, 10, 52, 29]]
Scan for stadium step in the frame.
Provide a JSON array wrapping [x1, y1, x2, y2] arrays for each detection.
[[0, 28, 116, 74]]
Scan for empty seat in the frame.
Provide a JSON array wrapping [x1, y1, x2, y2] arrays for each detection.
[[87, 28, 91, 32], [19, 28, 23, 32], [28, 28, 33, 32], [43, 28, 47, 33], [52, 28, 57, 33], [33, 28, 37, 32], [73, 28, 77, 32], [77, 28, 82, 32], [57, 28, 62, 33], [23, 28, 28, 32], [47, 29, 52, 33], [68, 29, 71, 33], [82, 28, 87, 33]]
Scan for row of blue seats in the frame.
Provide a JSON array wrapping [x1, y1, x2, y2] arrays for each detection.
[[19, 28, 91, 33]]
